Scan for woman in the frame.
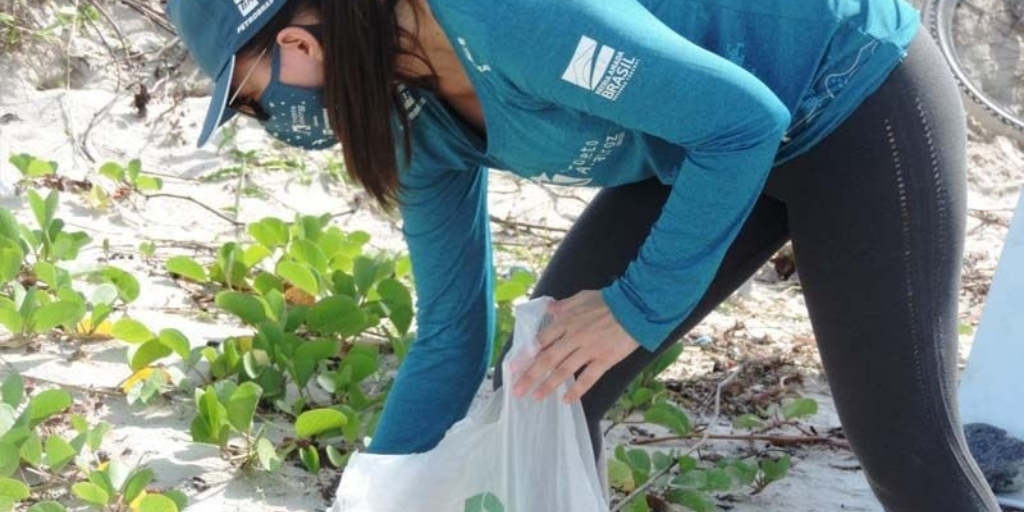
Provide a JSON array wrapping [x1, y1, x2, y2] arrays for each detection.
[[167, 0, 1001, 509]]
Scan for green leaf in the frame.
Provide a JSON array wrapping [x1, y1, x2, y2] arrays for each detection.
[[295, 409, 347, 439], [137, 494, 178, 512], [19, 432, 42, 467], [1, 376, 23, 408], [781, 398, 818, 420], [339, 344, 379, 383], [338, 406, 360, 443], [0, 477, 29, 501], [0, 405, 14, 439], [0, 443, 17, 478], [619, 496, 649, 512], [732, 414, 764, 430], [112, 318, 155, 344], [290, 239, 329, 274], [719, 458, 758, 486], [630, 387, 654, 407], [277, 261, 319, 296], [262, 289, 286, 324], [51, 231, 91, 262], [665, 489, 717, 512], [27, 502, 66, 512], [325, 444, 346, 468], [607, 458, 635, 492], [126, 159, 142, 182], [0, 249, 21, 285], [643, 402, 691, 436], [464, 492, 504, 512], [252, 272, 284, 297], [618, 447, 651, 483], [394, 255, 412, 279], [0, 211, 19, 244], [0, 307, 22, 336], [122, 468, 154, 504], [702, 468, 733, 492], [494, 271, 534, 302], [293, 340, 338, 388], [72, 482, 110, 507], [86, 422, 111, 451], [653, 451, 673, 472], [27, 190, 58, 231], [248, 218, 289, 250], [7, 154, 31, 175], [648, 343, 683, 378], [87, 469, 115, 499], [299, 445, 320, 473], [215, 292, 268, 326], [95, 267, 140, 303], [163, 490, 188, 512], [26, 389, 72, 427], [256, 437, 282, 472], [43, 436, 75, 472], [32, 262, 57, 287], [225, 382, 262, 434], [306, 296, 364, 337], [30, 300, 85, 332], [241, 244, 272, 269], [389, 304, 413, 337], [130, 339, 173, 371], [166, 256, 207, 283], [759, 455, 791, 483], [331, 271, 357, 299], [98, 162, 125, 182], [134, 176, 163, 192], [352, 257, 377, 297], [672, 469, 707, 490], [190, 388, 228, 447], [157, 329, 191, 359], [316, 229, 346, 260], [377, 278, 412, 309]]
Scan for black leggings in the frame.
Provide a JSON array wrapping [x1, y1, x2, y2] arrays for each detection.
[[493, 31, 1001, 511]]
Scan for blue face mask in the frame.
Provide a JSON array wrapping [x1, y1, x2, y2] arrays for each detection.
[[258, 45, 338, 150]]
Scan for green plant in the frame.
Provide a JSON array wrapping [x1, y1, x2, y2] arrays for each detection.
[[70, 459, 188, 512], [0, 191, 141, 343], [0, 375, 76, 481], [465, 492, 504, 512], [98, 160, 164, 196], [189, 381, 265, 464], [609, 448, 792, 512], [0, 281, 86, 343], [0, 374, 185, 511], [111, 217, 416, 472], [0, 198, 88, 341], [188, 379, 350, 474], [490, 268, 536, 367], [600, 339, 822, 511], [8, 155, 57, 181], [608, 343, 685, 424]]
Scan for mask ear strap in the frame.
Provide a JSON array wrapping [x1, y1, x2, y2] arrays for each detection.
[[270, 44, 284, 83]]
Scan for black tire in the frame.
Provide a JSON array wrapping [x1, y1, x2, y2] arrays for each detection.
[[921, 0, 1024, 139]]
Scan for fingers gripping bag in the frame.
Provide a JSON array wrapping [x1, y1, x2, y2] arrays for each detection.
[[331, 297, 609, 512]]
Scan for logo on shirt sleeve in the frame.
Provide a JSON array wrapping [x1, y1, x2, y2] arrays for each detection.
[[561, 35, 640, 101]]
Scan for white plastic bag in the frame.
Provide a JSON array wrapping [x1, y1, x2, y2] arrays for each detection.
[[331, 297, 609, 512]]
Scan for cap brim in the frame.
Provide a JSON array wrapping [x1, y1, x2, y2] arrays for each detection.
[[196, 55, 236, 148]]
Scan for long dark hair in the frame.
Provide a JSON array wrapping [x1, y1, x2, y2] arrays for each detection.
[[241, 0, 438, 209]]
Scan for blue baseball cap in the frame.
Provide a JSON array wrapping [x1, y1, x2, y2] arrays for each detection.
[[166, 0, 289, 146]]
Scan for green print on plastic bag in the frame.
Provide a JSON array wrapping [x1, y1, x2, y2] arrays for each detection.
[[464, 492, 504, 512]]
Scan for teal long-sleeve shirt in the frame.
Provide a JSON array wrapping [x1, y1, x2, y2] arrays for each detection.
[[368, 0, 920, 454]]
